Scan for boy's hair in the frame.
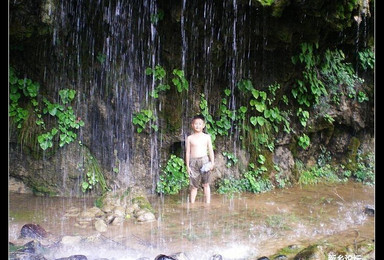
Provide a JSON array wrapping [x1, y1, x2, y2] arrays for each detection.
[[192, 114, 205, 122]]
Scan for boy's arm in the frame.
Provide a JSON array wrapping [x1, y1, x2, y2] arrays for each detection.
[[185, 136, 191, 174], [207, 135, 214, 168]]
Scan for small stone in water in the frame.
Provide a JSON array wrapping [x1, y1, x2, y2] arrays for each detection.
[[20, 223, 47, 239], [364, 205, 374, 216]]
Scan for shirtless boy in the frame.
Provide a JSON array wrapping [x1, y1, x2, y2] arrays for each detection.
[[185, 114, 215, 203]]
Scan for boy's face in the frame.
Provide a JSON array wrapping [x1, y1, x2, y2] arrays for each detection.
[[191, 118, 205, 132]]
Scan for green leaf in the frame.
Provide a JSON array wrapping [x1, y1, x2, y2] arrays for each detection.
[[239, 106, 247, 113], [256, 116, 265, 126], [250, 116, 257, 126]]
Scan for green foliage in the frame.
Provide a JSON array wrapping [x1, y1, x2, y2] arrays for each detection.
[[156, 155, 189, 195], [9, 67, 85, 151], [295, 145, 374, 187], [145, 65, 188, 98], [146, 65, 169, 98], [59, 89, 77, 104], [323, 114, 335, 124], [199, 92, 235, 146], [291, 43, 327, 107], [292, 43, 369, 109], [9, 67, 38, 129], [132, 109, 158, 133], [298, 164, 341, 186], [138, 65, 188, 134], [40, 91, 85, 149], [79, 148, 110, 193], [297, 108, 309, 127], [37, 128, 58, 150], [347, 151, 375, 185], [215, 176, 245, 196], [242, 163, 274, 193], [150, 9, 164, 24], [257, 154, 266, 164], [96, 52, 106, 63], [258, 0, 274, 6], [216, 163, 274, 194], [238, 81, 290, 153], [358, 48, 375, 71], [222, 151, 238, 168], [321, 48, 364, 102], [317, 145, 331, 167], [38, 91, 84, 150], [357, 91, 369, 103], [200, 80, 291, 155], [274, 167, 290, 189], [298, 133, 310, 150], [210, 44, 373, 192], [172, 69, 189, 93]]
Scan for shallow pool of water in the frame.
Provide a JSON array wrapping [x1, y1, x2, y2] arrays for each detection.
[[9, 181, 374, 259]]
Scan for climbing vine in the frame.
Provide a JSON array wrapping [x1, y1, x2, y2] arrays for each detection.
[[156, 154, 189, 195], [132, 65, 189, 133], [9, 67, 84, 151]]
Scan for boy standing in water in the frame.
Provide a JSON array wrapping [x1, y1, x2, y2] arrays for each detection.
[[185, 114, 215, 203]]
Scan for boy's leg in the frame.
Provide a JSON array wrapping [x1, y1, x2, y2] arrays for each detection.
[[190, 187, 198, 203], [202, 183, 210, 203]]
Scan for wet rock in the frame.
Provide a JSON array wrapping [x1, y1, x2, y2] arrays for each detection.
[[274, 255, 288, 260], [126, 203, 140, 215], [20, 224, 48, 239], [10, 240, 36, 252], [136, 210, 156, 223], [9, 177, 33, 194], [209, 254, 223, 260], [64, 207, 81, 217], [169, 252, 189, 260], [257, 257, 270, 260], [113, 206, 126, 217], [101, 204, 114, 213], [88, 206, 105, 218], [17, 240, 43, 253], [9, 240, 47, 260], [110, 216, 125, 225], [74, 221, 91, 229], [55, 255, 88, 260], [293, 244, 326, 260], [154, 254, 177, 260], [60, 235, 82, 245], [9, 251, 48, 260], [364, 205, 374, 216], [94, 219, 108, 232], [77, 210, 95, 222], [105, 214, 116, 224], [287, 245, 300, 250], [273, 146, 294, 177]]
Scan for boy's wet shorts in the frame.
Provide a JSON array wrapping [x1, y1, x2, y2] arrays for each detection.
[[189, 155, 211, 189]]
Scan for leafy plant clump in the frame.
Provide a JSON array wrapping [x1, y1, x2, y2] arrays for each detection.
[[132, 65, 189, 134], [156, 155, 189, 195], [9, 67, 84, 151], [79, 146, 110, 193], [216, 162, 274, 195]]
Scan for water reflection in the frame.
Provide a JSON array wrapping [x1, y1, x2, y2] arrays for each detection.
[[9, 181, 374, 259]]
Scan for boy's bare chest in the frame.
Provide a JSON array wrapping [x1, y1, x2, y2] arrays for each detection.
[[189, 135, 207, 146]]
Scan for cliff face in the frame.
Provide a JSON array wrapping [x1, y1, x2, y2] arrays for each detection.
[[9, 0, 374, 196]]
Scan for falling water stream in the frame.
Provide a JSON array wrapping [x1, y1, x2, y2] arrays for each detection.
[[9, 181, 374, 260]]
